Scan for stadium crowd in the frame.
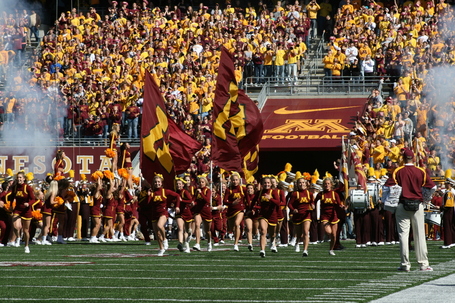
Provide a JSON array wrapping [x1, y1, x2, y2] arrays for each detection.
[[0, 0, 455, 256]]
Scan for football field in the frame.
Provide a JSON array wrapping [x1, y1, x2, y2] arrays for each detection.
[[1, 240, 454, 302]]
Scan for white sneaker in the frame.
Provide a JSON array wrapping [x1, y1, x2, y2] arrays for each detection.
[[184, 242, 191, 253], [385, 242, 392, 245], [145, 242, 151, 245], [193, 243, 201, 251], [449, 243, 455, 248], [43, 239, 52, 245], [157, 249, 165, 257], [105, 238, 113, 242], [99, 236, 107, 243], [233, 244, 239, 252], [67, 237, 76, 242], [329, 250, 336, 256], [366, 241, 372, 246], [248, 244, 253, 251], [441, 245, 451, 249], [302, 250, 308, 257], [295, 245, 300, 252], [6, 242, 14, 247], [35, 239, 42, 245], [52, 236, 58, 242], [112, 237, 121, 242], [0, 243, 4, 247], [219, 240, 225, 244], [89, 237, 100, 243], [356, 244, 361, 248], [119, 236, 127, 242], [371, 242, 378, 246], [259, 250, 266, 258], [289, 237, 296, 246], [14, 239, 20, 247], [378, 242, 384, 246], [163, 239, 169, 250], [361, 244, 367, 248], [207, 243, 212, 252], [25, 246, 30, 253], [309, 241, 318, 245], [270, 245, 278, 253]]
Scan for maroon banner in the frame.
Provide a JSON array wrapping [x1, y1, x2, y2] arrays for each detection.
[[168, 117, 202, 175], [141, 71, 175, 188], [212, 47, 264, 172], [0, 146, 139, 181], [260, 97, 366, 151]]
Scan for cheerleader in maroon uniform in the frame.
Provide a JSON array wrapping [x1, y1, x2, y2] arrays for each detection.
[[29, 188, 44, 244], [288, 178, 314, 256], [224, 172, 246, 251], [253, 177, 280, 257], [175, 178, 194, 253], [53, 150, 66, 178], [89, 177, 103, 243], [271, 178, 287, 248], [114, 179, 128, 241], [148, 175, 180, 256], [211, 183, 226, 246], [38, 181, 57, 245], [191, 176, 212, 252], [244, 183, 258, 251], [0, 181, 13, 247], [100, 177, 118, 242], [51, 179, 73, 244], [314, 177, 343, 255], [9, 172, 36, 253]]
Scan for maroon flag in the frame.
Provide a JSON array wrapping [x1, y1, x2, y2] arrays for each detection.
[[141, 71, 175, 188], [168, 117, 202, 175], [212, 47, 264, 172]]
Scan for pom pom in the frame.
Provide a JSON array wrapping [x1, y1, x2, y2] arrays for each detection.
[[445, 169, 452, 179], [80, 174, 87, 181], [133, 176, 140, 185], [278, 172, 287, 182], [53, 196, 64, 208], [313, 169, 320, 179], [26, 172, 34, 181], [32, 210, 43, 221], [4, 201, 12, 213], [284, 163, 292, 172], [295, 171, 302, 180], [105, 148, 117, 158], [118, 168, 129, 179], [311, 175, 318, 184], [6, 168, 13, 176], [103, 170, 114, 180], [368, 167, 375, 177], [54, 175, 65, 181], [303, 172, 311, 181], [325, 172, 333, 178], [69, 170, 75, 178], [91, 171, 103, 181]]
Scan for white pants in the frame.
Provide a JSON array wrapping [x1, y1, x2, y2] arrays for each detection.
[[395, 203, 429, 270]]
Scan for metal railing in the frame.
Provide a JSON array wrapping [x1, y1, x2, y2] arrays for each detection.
[[0, 136, 141, 147]]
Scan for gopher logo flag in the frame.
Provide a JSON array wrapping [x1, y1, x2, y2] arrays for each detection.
[[141, 71, 175, 188], [212, 47, 264, 173]]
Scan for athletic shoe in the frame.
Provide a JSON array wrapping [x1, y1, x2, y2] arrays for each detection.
[[89, 237, 100, 244], [289, 238, 296, 247], [0, 243, 4, 247], [378, 242, 384, 246], [43, 239, 52, 245], [145, 242, 151, 246], [24, 246, 30, 254], [356, 244, 361, 248], [35, 239, 42, 245], [213, 242, 220, 246], [420, 266, 433, 272], [329, 250, 336, 256], [157, 249, 165, 257], [184, 242, 190, 253], [15, 238, 20, 247], [127, 234, 135, 241], [99, 236, 106, 243], [105, 238, 113, 242], [233, 244, 239, 252], [248, 244, 253, 251], [449, 243, 455, 248], [397, 267, 410, 272], [193, 243, 201, 251], [112, 237, 121, 242], [278, 243, 288, 247], [302, 250, 308, 257], [219, 240, 225, 244], [295, 245, 300, 252], [6, 242, 14, 247], [371, 242, 378, 246], [177, 243, 184, 252], [207, 243, 212, 252], [119, 236, 127, 242], [67, 237, 76, 242], [385, 242, 392, 245], [309, 241, 318, 245], [361, 244, 367, 248], [259, 250, 266, 258], [366, 241, 372, 246], [270, 245, 278, 253], [440, 245, 451, 249]]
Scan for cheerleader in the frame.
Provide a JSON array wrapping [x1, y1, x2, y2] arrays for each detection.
[[0, 180, 13, 247], [211, 183, 226, 246], [109, 123, 120, 175], [148, 174, 180, 256], [224, 172, 246, 251], [89, 177, 103, 243], [315, 177, 344, 255], [9, 172, 36, 253], [253, 177, 280, 257], [54, 150, 66, 178], [29, 188, 44, 244], [191, 176, 212, 252], [288, 178, 314, 256], [100, 177, 118, 242], [51, 178, 73, 244], [244, 183, 258, 251], [175, 177, 194, 253], [114, 179, 128, 241], [37, 181, 57, 245]]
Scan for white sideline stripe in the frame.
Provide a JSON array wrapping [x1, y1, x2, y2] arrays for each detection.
[[0, 276, 364, 282], [2, 285, 340, 291], [0, 299, 352, 303]]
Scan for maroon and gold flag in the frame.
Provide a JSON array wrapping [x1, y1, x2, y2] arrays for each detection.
[[141, 71, 175, 188], [168, 117, 202, 175], [212, 47, 264, 172]]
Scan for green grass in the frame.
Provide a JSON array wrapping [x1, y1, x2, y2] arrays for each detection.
[[0, 240, 454, 302]]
